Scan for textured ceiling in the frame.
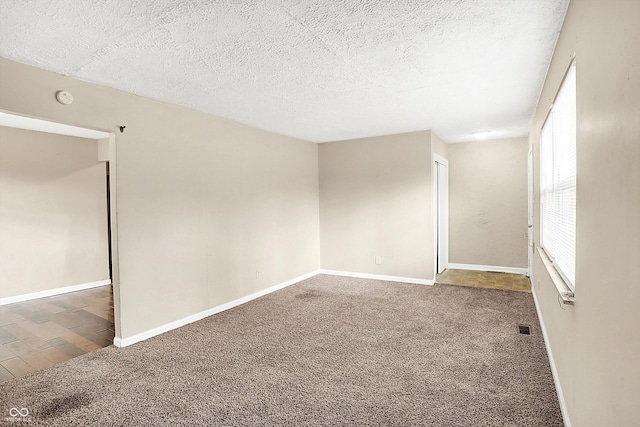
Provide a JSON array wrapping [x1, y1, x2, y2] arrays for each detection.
[[0, 0, 568, 143]]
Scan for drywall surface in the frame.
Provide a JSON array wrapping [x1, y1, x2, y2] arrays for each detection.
[[431, 131, 448, 160], [0, 57, 320, 339], [0, 1, 569, 143], [0, 127, 109, 297], [530, 0, 640, 425], [319, 131, 433, 280], [448, 138, 528, 268]]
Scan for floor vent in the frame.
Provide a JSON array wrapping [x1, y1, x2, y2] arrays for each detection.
[[518, 324, 531, 335]]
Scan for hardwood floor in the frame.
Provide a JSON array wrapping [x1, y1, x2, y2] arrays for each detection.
[[0, 285, 114, 383], [437, 269, 531, 292]]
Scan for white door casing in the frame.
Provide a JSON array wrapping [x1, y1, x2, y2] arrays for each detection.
[[434, 154, 449, 275], [527, 146, 534, 278]]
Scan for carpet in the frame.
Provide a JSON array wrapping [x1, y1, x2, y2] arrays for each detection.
[[0, 274, 563, 426]]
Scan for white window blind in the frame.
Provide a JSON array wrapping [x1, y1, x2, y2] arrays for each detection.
[[541, 61, 577, 289]]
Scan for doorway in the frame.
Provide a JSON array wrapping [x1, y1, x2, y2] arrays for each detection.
[[434, 154, 449, 276], [0, 111, 120, 379]]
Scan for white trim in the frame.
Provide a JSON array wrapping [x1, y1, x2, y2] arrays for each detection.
[[0, 279, 111, 306], [432, 153, 449, 281], [0, 111, 110, 140], [446, 263, 528, 275], [527, 145, 534, 278], [531, 285, 572, 427], [319, 269, 434, 286], [113, 269, 436, 348], [433, 156, 438, 281], [113, 308, 213, 348], [433, 153, 448, 166], [536, 247, 574, 304], [114, 270, 321, 348]]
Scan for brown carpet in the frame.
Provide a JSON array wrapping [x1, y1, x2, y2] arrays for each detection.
[[0, 274, 562, 426]]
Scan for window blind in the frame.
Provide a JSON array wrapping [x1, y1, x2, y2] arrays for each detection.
[[540, 61, 577, 289]]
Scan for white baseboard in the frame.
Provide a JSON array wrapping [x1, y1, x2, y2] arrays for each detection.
[[319, 269, 434, 286], [531, 285, 572, 427], [0, 279, 112, 306], [114, 269, 435, 348], [114, 270, 321, 348], [446, 263, 528, 275], [113, 307, 214, 348]]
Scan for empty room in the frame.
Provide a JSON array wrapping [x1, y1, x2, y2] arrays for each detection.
[[0, 0, 638, 426]]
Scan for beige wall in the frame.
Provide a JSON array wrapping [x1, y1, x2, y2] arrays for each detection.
[[0, 57, 320, 339], [530, 1, 640, 426], [0, 127, 109, 298], [431, 131, 448, 160], [319, 131, 434, 280], [448, 138, 528, 268]]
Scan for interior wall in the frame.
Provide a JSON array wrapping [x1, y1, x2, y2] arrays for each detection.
[[431, 131, 448, 160], [0, 57, 320, 339], [530, 1, 640, 426], [0, 126, 110, 298], [447, 137, 528, 268], [319, 131, 434, 280]]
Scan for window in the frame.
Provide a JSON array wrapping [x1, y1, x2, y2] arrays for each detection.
[[540, 61, 577, 289]]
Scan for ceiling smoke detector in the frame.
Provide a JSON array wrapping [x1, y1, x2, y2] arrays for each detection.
[[55, 90, 74, 105]]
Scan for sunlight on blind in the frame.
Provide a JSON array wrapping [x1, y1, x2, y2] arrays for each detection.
[[541, 61, 576, 289]]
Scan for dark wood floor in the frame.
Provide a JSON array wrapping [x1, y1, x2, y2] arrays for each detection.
[[0, 285, 114, 383]]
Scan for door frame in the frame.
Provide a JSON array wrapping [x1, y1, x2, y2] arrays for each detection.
[[527, 145, 534, 278], [433, 153, 449, 279]]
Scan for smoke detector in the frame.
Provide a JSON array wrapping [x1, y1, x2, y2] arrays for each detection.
[[55, 91, 74, 105]]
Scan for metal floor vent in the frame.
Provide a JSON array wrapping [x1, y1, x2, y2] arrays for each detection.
[[518, 324, 531, 335]]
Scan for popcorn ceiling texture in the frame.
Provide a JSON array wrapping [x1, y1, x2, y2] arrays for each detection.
[[0, 0, 568, 142]]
